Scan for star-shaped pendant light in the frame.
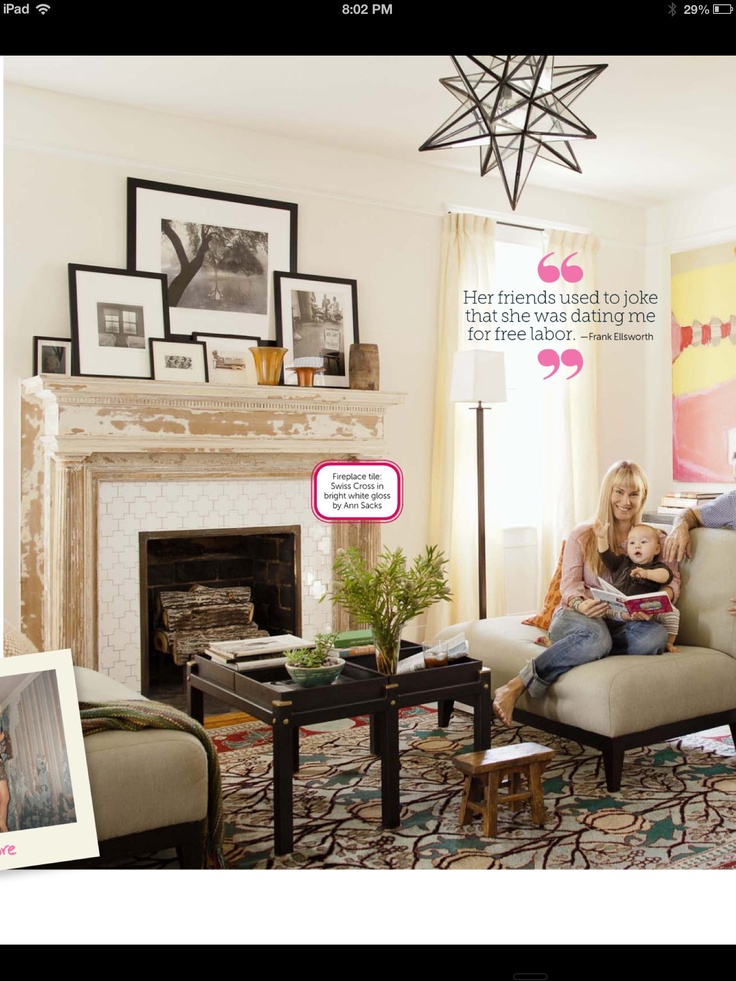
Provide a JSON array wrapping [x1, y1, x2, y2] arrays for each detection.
[[419, 56, 607, 210]]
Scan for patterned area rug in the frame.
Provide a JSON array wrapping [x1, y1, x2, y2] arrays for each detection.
[[213, 707, 736, 870]]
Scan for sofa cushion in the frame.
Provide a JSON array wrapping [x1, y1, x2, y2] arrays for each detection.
[[3, 620, 38, 657], [677, 528, 736, 657], [84, 728, 209, 841], [74, 666, 147, 702], [435, 614, 736, 738]]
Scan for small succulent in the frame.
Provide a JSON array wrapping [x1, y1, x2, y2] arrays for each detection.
[[285, 632, 340, 668]]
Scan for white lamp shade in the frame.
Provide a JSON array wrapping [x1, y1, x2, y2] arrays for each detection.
[[450, 350, 507, 403]]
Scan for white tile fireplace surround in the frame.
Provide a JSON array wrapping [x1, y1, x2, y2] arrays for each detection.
[[99, 478, 330, 687], [21, 376, 404, 689]]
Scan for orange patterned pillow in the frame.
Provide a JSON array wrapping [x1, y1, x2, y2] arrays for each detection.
[[522, 541, 566, 631]]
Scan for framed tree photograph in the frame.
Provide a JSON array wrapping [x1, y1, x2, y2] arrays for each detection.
[[149, 338, 209, 383], [193, 332, 261, 386], [69, 264, 170, 379], [274, 272, 359, 388], [33, 336, 72, 376], [128, 178, 298, 342]]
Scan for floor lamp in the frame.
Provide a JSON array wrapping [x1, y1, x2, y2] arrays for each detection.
[[450, 350, 507, 620]]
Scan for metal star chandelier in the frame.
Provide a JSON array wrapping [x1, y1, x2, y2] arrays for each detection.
[[419, 55, 607, 211]]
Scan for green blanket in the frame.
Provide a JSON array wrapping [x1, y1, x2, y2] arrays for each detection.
[[80, 700, 224, 869]]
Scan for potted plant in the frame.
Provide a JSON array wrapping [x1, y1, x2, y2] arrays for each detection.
[[285, 632, 344, 688], [326, 545, 452, 675]]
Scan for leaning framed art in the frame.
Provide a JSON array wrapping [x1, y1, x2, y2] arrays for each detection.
[[274, 271, 359, 388], [193, 332, 261, 386], [33, 336, 72, 376], [128, 178, 298, 341], [149, 338, 209, 383], [68, 264, 170, 379]]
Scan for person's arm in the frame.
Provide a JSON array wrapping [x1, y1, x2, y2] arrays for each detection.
[[559, 526, 609, 618], [663, 507, 702, 563], [630, 565, 671, 585]]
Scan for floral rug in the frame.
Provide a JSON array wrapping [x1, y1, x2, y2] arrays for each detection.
[[213, 707, 736, 870]]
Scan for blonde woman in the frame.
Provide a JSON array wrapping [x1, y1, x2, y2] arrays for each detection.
[[493, 461, 680, 727]]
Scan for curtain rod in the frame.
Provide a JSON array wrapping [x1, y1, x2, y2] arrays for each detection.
[[447, 204, 591, 235]]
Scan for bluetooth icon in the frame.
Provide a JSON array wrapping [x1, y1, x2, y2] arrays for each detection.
[[669, 2, 677, 12]]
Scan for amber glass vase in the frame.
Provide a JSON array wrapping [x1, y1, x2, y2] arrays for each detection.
[[250, 347, 287, 385]]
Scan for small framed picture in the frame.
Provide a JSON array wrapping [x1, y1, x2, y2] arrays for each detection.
[[149, 338, 209, 383], [128, 178, 298, 341], [33, 336, 72, 376], [69, 264, 170, 379], [193, 332, 261, 386], [274, 272, 359, 388]]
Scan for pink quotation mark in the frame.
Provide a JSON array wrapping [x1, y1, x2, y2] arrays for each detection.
[[538, 348, 584, 379], [537, 252, 584, 284]]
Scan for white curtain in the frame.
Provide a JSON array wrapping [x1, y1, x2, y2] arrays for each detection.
[[536, 229, 601, 594], [425, 213, 505, 636]]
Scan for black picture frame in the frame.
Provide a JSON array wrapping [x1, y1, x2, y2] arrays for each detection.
[[274, 271, 359, 388], [68, 264, 170, 379], [33, 336, 72, 376], [127, 178, 298, 341], [149, 338, 209, 383], [193, 332, 262, 386]]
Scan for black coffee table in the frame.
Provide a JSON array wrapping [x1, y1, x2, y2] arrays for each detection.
[[188, 653, 491, 855]]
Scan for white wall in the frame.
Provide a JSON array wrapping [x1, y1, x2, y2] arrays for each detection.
[[4, 81, 650, 628]]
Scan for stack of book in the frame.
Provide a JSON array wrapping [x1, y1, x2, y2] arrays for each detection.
[[204, 634, 314, 671], [658, 491, 719, 515]]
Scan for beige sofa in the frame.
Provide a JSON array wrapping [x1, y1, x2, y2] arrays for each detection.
[[436, 527, 736, 790], [3, 622, 210, 867]]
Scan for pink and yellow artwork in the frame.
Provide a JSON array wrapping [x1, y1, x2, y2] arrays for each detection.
[[671, 243, 736, 482]]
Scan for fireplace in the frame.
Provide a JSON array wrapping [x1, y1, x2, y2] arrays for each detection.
[[141, 526, 301, 688], [21, 376, 403, 689]]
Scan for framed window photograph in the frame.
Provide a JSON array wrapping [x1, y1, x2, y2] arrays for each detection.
[[274, 272, 359, 388], [128, 178, 298, 341], [69, 264, 170, 379], [193, 332, 261, 386], [0, 649, 98, 870], [149, 338, 209, 383], [33, 336, 72, 376]]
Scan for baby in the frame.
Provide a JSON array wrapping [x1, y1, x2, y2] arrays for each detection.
[[593, 521, 680, 652]]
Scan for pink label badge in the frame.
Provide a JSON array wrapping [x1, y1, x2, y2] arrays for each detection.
[[312, 461, 403, 522]]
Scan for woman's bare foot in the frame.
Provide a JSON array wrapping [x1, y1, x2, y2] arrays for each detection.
[[492, 676, 526, 727], [534, 636, 551, 648]]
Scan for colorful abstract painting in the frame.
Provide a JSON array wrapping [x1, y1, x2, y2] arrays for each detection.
[[671, 243, 736, 482]]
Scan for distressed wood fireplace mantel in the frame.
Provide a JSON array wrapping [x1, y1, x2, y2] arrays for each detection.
[[21, 375, 405, 672]]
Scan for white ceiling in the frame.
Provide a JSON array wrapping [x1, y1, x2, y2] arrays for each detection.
[[5, 54, 736, 208]]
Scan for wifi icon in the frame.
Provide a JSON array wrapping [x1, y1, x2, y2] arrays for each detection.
[[36, 3, 50, 11]]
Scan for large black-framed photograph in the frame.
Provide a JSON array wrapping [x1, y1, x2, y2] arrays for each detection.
[[149, 337, 209, 383], [69, 264, 170, 379], [274, 272, 359, 388], [33, 336, 72, 376], [128, 178, 298, 342], [194, 332, 261, 386]]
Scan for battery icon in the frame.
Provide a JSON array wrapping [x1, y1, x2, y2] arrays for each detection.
[[713, 3, 733, 11]]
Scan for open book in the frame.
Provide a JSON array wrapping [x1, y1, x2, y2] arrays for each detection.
[[590, 577, 674, 616]]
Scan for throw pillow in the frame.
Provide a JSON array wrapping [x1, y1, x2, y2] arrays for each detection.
[[3, 620, 39, 657], [522, 541, 566, 631]]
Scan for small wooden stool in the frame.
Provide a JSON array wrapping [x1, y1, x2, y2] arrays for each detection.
[[453, 742, 556, 837]]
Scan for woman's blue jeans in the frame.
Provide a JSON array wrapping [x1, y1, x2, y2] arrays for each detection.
[[519, 608, 668, 699]]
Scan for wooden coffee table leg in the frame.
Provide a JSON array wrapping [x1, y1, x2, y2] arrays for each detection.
[[380, 695, 400, 829], [187, 678, 204, 724], [272, 703, 294, 855], [437, 698, 454, 727], [474, 670, 492, 751]]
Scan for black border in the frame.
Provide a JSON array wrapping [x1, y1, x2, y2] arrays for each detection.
[[148, 337, 209, 382], [68, 263, 171, 379], [274, 270, 360, 388]]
